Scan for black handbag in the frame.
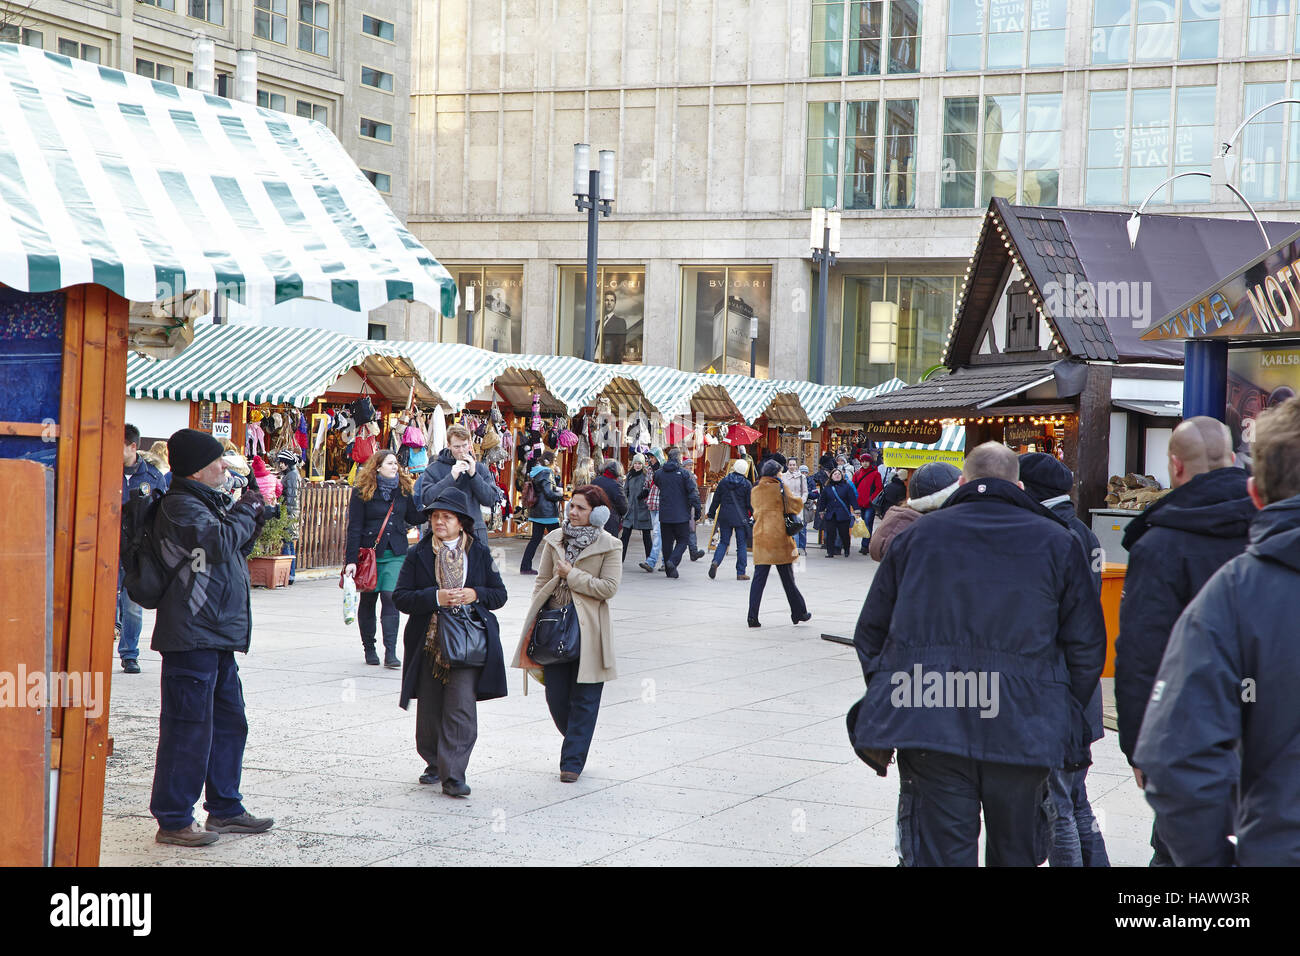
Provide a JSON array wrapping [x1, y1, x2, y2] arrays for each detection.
[[779, 483, 804, 537], [438, 604, 488, 668], [527, 601, 581, 666]]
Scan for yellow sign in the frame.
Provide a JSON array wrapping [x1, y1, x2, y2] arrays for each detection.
[[881, 448, 964, 469]]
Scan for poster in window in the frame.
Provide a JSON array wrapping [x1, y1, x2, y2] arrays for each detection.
[[1226, 346, 1300, 470], [599, 271, 645, 364]]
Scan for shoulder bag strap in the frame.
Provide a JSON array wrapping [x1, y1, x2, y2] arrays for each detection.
[[374, 498, 396, 548]]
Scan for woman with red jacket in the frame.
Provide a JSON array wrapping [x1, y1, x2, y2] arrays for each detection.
[[853, 454, 884, 555]]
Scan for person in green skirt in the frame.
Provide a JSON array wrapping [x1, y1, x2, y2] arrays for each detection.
[[345, 449, 425, 667]]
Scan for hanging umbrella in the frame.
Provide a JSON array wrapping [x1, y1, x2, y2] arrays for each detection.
[[725, 423, 762, 446]]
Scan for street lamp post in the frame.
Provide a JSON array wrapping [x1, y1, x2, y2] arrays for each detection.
[[1212, 98, 1300, 186], [1127, 170, 1269, 250], [463, 284, 476, 347], [809, 207, 841, 384], [573, 144, 615, 363]]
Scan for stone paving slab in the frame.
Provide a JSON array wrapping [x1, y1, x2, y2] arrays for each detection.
[[102, 536, 1154, 867]]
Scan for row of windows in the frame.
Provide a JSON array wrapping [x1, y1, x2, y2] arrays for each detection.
[[254, 90, 327, 125], [126, 0, 398, 56], [804, 83, 1300, 209], [811, 0, 1300, 73]]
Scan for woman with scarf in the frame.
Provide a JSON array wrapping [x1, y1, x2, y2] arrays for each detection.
[[513, 484, 622, 782], [817, 466, 858, 558], [344, 450, 424, 667], [393, 488, 507, 797]]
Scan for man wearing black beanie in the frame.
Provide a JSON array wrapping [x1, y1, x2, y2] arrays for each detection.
[[146, 428, 277, 847]]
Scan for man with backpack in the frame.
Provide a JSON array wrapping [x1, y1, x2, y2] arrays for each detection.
[[144, 428, 277, 847], [118, 424, 167, 674]]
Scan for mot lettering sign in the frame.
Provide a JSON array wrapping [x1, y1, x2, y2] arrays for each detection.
[[863, 421, 942, 444]]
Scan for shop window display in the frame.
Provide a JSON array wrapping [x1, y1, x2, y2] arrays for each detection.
[[681, 266, 772, 377], [444, 266, 524, 353], [557, 266, 646, 364]]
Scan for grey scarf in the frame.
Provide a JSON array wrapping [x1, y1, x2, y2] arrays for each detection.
[[561, 520, 600, 563]]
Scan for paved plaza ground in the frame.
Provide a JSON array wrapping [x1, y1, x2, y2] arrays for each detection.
[[101, 536, 1156, 866]]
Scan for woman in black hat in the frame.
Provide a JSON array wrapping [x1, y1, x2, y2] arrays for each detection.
[[393, 487, 508, 798]]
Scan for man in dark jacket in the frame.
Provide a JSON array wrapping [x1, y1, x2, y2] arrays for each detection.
[[708, 459, 753, 580], [118, 423, 168, 674], [592, 460, 629, 537], [850, 442, 1105, 866], [1135, 398, 1300, 866], [1114, 415, 1253, 866], [148, 429, 276, 847], [414, 424, 501, 547], [653, 446, 702, 578], [1020, 452, 1109, 868]]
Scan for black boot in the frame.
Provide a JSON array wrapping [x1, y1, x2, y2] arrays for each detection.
[[383, 634, 400, 669], [363, 640, 380, 666]]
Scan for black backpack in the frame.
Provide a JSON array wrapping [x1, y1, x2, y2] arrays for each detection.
[[120, 488, 181, 609]]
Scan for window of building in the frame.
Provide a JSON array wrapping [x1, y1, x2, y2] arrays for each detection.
[[1247, 0, 1292, 54], [188, 0, 224, 27], [840, 273, 957, 386], [296, 100, 327, 124], [557, 267, 646, 364], [946, 0, 1066, 70], [254, 0, 288, 43], [359, 117, 392, 142], [367, 323, 386, 340], [811, 0, 921, 76], [58, 39, 101, 63], [362, 169, 392, 193], [361, 14, 395, 41], [443, 267, 524, 353], [360, 65, 393, 91], [1236, 81, 1300, 202], [1092, 0, 1220, 64], [257, 90, 287, 112], [806, 99, 917, 209], [1085, 85, 1215, 205], [136, 59, 176, 83], [22, 28, 43, 47], [298, 0, 329, 56], [141, 0, 177, 9], [942, 92, 1061, 207], [681, 267, 772, 377]]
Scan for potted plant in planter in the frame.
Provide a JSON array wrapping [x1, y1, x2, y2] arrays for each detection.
[[247, 508, 294, 589]]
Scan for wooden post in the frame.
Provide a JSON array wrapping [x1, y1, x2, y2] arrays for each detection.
[[1075, 365, 1112, 519]]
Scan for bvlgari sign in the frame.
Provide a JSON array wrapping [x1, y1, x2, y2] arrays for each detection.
[[863, 421, 943, 444], [1143, 229, 1300, 340]]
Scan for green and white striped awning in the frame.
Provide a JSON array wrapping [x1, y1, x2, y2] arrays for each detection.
[[127, 324, 440, 406], [0, 44, 456, 315]]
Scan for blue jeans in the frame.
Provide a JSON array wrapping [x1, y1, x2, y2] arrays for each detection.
[[646, 512, 662, 567], [281, 539, 297, 582], [1047, 767, 1110, 867], [149, 649, 249, 831], [796, 524, 807, 551], [116, 578, 143, 663], [712, 521, 748, 573], [543, 662, 604, 774]]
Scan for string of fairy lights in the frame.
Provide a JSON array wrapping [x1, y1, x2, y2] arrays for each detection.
[[875, 414, 1073, 427]]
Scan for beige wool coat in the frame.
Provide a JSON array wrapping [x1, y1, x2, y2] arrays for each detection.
[[751, 476, 802, 566], [512, 527, 622, 684]]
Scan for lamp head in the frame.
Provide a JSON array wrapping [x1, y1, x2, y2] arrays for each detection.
[[1126, 213, 1141, 249]]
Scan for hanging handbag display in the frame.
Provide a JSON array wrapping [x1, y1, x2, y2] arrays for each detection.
[[438, 604, 489, 668], [779, 483, 804, 537], [527, 601, 581, 665], [340, 498, 395, 593]]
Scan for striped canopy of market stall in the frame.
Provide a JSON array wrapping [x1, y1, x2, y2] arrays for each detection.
[[126, 323, 440, 406], [0, 44, 457, 317], [877, 423, 967, 469]]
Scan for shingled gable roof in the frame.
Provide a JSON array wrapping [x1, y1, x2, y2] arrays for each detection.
[[944, 198, 1300, 366]]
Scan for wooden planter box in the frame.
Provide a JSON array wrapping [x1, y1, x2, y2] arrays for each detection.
[[248, 554, 293, 589]]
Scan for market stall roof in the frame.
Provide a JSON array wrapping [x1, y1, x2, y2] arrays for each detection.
[[0, 44, 457, 317], [948, 198, 1300, 366], [1112, 398, 1182, 417], [393, 342, 569, 414], [126, 323, 440, 406], [622, 365, 708, 420], [829, 362, 1067, 423]]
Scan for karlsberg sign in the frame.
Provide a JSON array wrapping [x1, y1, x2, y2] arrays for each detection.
[[1143, 229, 1300, 340]]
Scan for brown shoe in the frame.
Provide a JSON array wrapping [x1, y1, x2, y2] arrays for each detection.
[[156, 822, 219, 847], [737, 573, 750, 580], [559, 771, 580, 783]]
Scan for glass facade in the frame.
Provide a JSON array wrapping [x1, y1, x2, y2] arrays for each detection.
[[841, 275, 957, 387], [680, 267, 772, 377], [812, 0, 921, 77], [1237, 82, 1300, 202], [942, 92, 1061, 207], [946, 0, 1066, 71], [558, 267, 646, 364], [1085, 85, 1215, 204], [444, 266, 524, 353], [806, 99, 916, 209], [1248, 0, 1293, 54], [1092, 0, 1220, 63]]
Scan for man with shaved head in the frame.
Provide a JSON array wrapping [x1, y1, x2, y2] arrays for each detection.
[[850, 441, 1105, 866], [1115, 415, 1255, 866]]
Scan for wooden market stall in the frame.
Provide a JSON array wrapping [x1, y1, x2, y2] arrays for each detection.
[[0, 45, 457, 865]]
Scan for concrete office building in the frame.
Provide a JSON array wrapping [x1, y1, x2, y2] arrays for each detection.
[[407, 0, 1300, 383], [0, 0, 411, 337]]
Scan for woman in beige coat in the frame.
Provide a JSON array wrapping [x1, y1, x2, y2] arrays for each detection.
[[748, 460, 812, 628], [512, 483, 622, 782]]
